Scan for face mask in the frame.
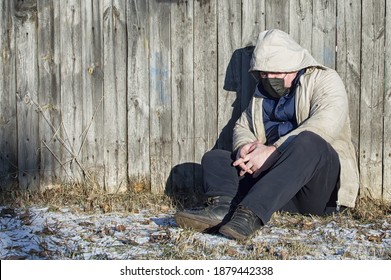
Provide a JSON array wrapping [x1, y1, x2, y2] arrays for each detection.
[[261, 77, 289, 99]]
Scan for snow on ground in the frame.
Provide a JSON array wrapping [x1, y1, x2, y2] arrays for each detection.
[[0, 206, 390, 260]]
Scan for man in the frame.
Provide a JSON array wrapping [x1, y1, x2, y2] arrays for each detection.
[[175, 29, 360, 241]]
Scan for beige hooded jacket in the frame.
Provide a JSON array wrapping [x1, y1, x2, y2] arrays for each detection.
[[233, 29, 360, 208]]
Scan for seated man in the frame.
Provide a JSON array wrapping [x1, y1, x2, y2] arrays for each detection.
[[175, 29, 360, 241]]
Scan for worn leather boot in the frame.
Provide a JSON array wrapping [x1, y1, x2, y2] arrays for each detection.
[[219, 205, 262, 241], [174, 196, 233, 232]]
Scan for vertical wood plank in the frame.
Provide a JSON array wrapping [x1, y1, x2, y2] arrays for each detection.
[[60, 0, 83, 183], [127, 0, 150, 192], [14, 0, 40, 190], [81, 0, 105, 187], [289, 0, 313, 51], [103, 0, 128, 192], [241, 1, 265, 114], [336, 0, 361, 152], [312, 0, 337, 68], [50, 0, 64, 184], [193, 0, 217, 193], [242, 0, 266, 47], [384, 0, 391, 202], [149, 0, 171, 193], [170, 0, 195, 194], [217, 0, 241, 151], [37, 0, 62, 188], [265, 0, 290, 32], [360, 0, 385, 200], [0, 1, 17, 188], [194, 0, 217, 163]]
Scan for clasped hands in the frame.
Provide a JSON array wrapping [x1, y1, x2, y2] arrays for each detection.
[[233, 141, 277, 177]]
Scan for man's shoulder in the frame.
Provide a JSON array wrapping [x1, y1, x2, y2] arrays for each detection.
[[303, 66, 343, 85], [305, 66, 340, 77]]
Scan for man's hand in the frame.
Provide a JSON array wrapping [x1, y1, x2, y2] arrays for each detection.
[[233, 141, 277, 177]]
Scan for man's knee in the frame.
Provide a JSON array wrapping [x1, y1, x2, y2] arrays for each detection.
[[295, 131, 327, 149], [201, 149, 233, 167], [293, 131, 337, 159], [296, 130, 323, 141]]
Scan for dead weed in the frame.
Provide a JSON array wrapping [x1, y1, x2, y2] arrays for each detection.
[[0, 183, 175, 216]]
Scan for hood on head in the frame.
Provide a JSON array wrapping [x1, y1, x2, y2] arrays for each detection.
[[249, 29, 323, 79]]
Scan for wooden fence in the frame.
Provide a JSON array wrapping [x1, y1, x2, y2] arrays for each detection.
[[0, 0, 390, 203]]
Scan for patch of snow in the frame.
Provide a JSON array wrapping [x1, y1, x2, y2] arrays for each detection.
[[0, 205, 390, 260]]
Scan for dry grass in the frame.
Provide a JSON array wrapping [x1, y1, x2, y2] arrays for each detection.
[[2, 183, 389, 220], [1, 185, 390, 260], [0, 183, 175, 215], [348, 196, 391, 223]]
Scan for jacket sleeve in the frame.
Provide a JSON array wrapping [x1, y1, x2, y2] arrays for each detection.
[[273, 69, 348, 150], [232, 99, 258, 153]]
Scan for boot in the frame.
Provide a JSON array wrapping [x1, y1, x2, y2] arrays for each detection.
[[174, 196, 233, 232], [219, 205, 262, 241]]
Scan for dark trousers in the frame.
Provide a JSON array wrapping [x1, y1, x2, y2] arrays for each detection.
[[201, 131, 340, 224]]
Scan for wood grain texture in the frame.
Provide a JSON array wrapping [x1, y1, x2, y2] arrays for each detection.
[[149, 0, 171, 193], [383, 0, 391, 202], [289, 0, 313, 52], [217, 0, 241, 151], [194, 0, 217, 163], [102, 0, 127, 193], [37, 0, 62, 188], [312, 0, 337, 68], [127, 0, 150, 192], [0, 1, 18, 188], [170, 0, 195, 195], [241, 0, 264, 114], [265, 0, 290, 32], [242, 0, 266, 47], [59, 0, 83, 183], [15, 0, 40, 190], [336, 0, 361, 153], [81, 0, 105, 186], [359, 0, 385, 200]]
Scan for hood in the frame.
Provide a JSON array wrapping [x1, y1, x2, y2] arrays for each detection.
[[249, 29, 323, 76]]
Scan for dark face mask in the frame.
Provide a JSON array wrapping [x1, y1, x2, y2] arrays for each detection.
[[261, 77, 289, 99]]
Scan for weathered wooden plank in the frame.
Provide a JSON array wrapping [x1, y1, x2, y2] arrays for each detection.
[[37, 0, 62, 189], [14, 0, 40, 190], [289, 0, 313, 52], [336, 0, 361, 153], [217, 0, 241, 151], [127, 0, 150, 192], [169, 0, 195, 196], [384, 0, 391, 202], [265, 0, 290, 32], [0, 1, 17, 189], [59, 0, 83, 183], [194, 0, 218, 163], [241, 1, 264, 115], [239, 46, 257, 113], [49, 0, 64, 185], [102, 0, 128, 193], [81, 0, 105, 187], [311, 0, 337, 68], [149, 0, 171, 194], [242, 0, 266, 47], [360, 0, 385, 200]]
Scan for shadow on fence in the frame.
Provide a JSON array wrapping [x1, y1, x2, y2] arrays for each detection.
[[214, 46, 256, 151], [165, 46, 257, 207]]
